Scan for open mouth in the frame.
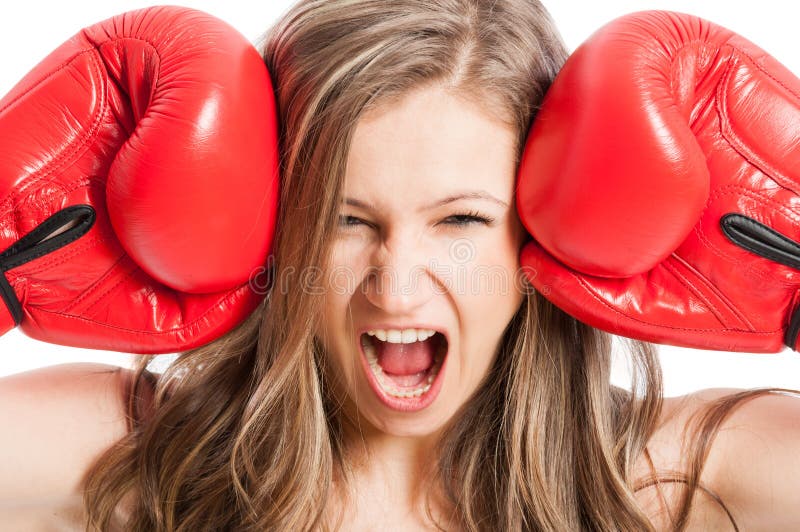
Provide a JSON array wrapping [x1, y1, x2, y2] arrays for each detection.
[[359, 331, 448, 403]]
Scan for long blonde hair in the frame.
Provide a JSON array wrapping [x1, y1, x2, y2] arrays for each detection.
[[82, 1, 791, 529]]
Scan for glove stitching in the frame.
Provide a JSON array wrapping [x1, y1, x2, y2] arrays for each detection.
[[0, 48, 107, 213], [78, 257, 136, 317], [726, 42, 800, 101], [663, 254, 754, 330], [670, 253, 755, 329], [660, 258, 729, 327], [0, 28, 253, 345], [62, 252, 127, 315], [29, 284, 249, 337], [0, 272, 22, 325], [0, 50, 107, 280], [2, 220, 95, 271], [709, 184, 800, 224], [717, 45, 800, 195], [571, 273, 779, 335], [722, 214, 800, 269], [23, 236, 111, 284], [0, 45, 97, 115], [11, 228, 105, 273], [784, 291, 800, 349], [695, 184, 799, 286], [0, 175, 104, 228], [0, 179, 74, 222], [7, 179, 105, 275], [0, 177, 98, 251]]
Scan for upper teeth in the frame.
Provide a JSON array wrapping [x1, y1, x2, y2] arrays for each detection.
[[367, 328, 437, 343]]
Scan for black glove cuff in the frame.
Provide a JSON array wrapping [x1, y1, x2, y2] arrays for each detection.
[[0, 205, 96, 326], [720, 213, 800, 350]]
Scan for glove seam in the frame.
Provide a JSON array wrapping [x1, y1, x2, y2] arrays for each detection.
[[663, 254, 753, 330], [721, 214, 800, 270], [571, 273, 780, 335], [661, 258, 729, 327], [0, 272, 22, 326], [717, 44, 800, 196], [28, 284, 249, 336], [62, 253, 129, 315], [0, 178, 101, 268], [696, 184, 799, 286], [0, 49, 107, 232], [0, 45, 98, 115], [77, 256, 136, 317]]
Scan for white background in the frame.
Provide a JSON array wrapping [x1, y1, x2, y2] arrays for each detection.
[[1, 1, 799, 396]]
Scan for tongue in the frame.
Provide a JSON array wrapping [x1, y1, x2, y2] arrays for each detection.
[[374, 334, 437, 375]]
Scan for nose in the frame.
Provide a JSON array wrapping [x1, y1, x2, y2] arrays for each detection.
[[362, 232, 439, 315]]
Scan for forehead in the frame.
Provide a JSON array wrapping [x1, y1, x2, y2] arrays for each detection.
[[345, 86, 517, 202]]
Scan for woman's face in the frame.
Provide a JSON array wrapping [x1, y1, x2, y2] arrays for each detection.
[[317, 85, 527, 438]]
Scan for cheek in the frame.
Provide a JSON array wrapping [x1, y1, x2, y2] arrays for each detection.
[[458, 247, 522, 385], [324, 238, 369, 308], [317, 291, 351, 369], [466, 232, 523, 303], [315, 312, 353, 393], [458, 236, 524, 362], [328, 239, 373, 294]]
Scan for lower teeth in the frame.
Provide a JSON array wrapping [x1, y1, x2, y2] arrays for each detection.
[[361, 335, 445, 398]]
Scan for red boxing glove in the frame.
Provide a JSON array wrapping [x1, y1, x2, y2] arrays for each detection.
[[517, 11, 800, 353], [0, 6, 279, 353]]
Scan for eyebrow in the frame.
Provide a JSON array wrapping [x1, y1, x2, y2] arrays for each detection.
[[343, 190, 509, 212]]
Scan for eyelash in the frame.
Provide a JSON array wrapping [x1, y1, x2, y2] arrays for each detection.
[[444, 210, 495, 227], [338, 210, 495, 229]]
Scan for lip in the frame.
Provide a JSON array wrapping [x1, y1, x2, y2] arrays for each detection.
[[356, 328, 449, 413]]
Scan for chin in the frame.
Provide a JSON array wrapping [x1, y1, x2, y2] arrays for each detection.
[[356, 390, 462, 439], [364, 411, 451, 439]]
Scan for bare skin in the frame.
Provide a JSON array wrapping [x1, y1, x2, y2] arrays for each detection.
[[2, 362, 791, 531], [311, 86, 785, 531], [316, 86, 528, 506], [4, 86, 800, 532], [4, 87, 800, 530]]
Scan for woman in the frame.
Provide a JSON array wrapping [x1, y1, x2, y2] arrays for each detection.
[[3, 0, 800, 530]]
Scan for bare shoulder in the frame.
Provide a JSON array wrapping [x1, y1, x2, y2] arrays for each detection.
[[0, 362, 137, 503], [689, 387, 800, 530], [638, 387, 800, 530]]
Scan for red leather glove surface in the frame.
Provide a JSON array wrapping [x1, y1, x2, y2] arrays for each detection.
[[516, 11, 800, 353], [0, 6, 279, 353]]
